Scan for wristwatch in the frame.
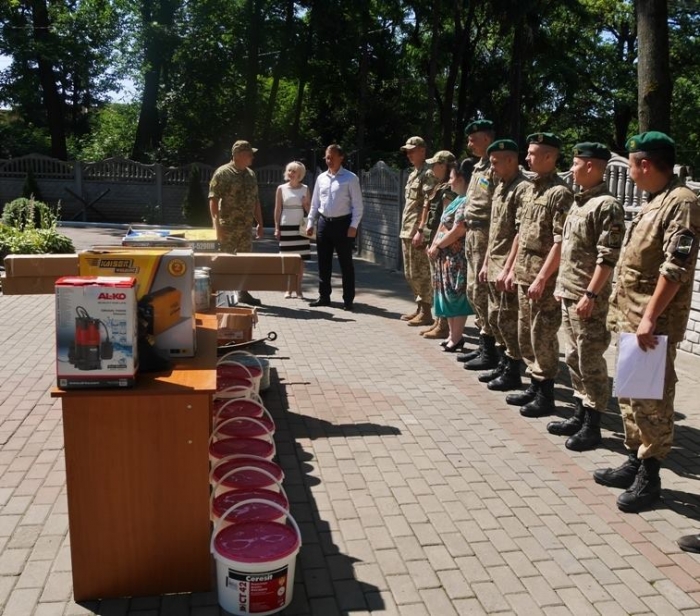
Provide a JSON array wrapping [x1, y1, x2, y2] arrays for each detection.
[[585, 290, 598, 300]]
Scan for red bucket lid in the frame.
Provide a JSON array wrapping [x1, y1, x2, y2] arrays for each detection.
[[214, 521, 299, 563], [210, 438, 274, 461], [216, 375, 254, 392], [216, 416, 275, 439], [218, 363, 262, 379], [214, 398, 265, 420], [212, 489, 289, 523], [212, 458, 284, 489]]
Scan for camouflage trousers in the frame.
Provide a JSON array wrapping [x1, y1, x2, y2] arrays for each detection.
[[487, 281, 520, 359], [219, 225, 253, 254], [620, 342, 677, 460], [465, 228, 491, 335], [402, 238, 432, 305], [518, 284, 561, 380], [561, 298, 611, 411]]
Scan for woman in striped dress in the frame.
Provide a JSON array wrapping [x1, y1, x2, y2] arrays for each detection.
[[274, 161, 311, 298]]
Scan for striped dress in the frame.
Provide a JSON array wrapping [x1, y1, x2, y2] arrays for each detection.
[[279, 183, 311, 260]]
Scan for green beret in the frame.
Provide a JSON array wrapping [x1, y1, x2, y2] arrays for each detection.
[[487, 139, 519, 155], [526, 132, 562, 149], [465, 119, 494, 135], [572, 142, 611, 161], [426, 150, 456, 165], [626, 131, 675, 153]]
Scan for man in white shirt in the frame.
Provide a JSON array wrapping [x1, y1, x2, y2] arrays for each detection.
[[307, 144, 364, 311]]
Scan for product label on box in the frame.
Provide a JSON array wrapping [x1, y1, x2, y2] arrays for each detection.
[[226, 565, 288, 612]]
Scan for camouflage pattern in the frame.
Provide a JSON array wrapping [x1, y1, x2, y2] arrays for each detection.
[[517, 284, 561, 380], [401, 163, 437, 239], [464, 157, 495, 223], [402, 239, 432, 304], [555, 183, 625, 301], [513, 172, 573, 286], [423, 182, 457, 245], [488, 281, 520, 360], [561, 298, 611, 410], [619, 344, 677, 459], [608, 177, 700, 460], [608, 178, 700, 344], [209, 162, 259, 253]]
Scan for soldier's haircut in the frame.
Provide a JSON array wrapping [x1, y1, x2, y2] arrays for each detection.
[[326, 144, 345, 157], [632, 150, 675, 174]]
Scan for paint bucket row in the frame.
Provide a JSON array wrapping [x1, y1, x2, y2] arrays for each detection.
[[209, 386, 300, 615], [215, 350, 270, 399]]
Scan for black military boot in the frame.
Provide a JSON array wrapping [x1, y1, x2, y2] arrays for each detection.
[[616, 457, 662, 513], [593, 453, 641, 488], [488, 357, 523, 391], [478, 349, 505, 383], [520, 379, 556, 417], [547, 399, 585, 436], [505, 377, 539, 406], [464, 335, 499, 371], [565, 407, 602, 451], [457, 335, 483, 363]]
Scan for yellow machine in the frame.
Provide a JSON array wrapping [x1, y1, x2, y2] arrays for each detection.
[[140, 286, 182, 335]]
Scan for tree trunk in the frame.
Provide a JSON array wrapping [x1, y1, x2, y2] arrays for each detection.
[[132, 68, 161, 160], [356, 0, 371, 169], [241, 0, 263, 139], [636, 0, 671, 133], [506, 22, 525, 142]]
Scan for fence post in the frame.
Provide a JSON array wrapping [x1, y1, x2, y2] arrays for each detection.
[[74, 162, 85, 222], [155, 163, 164, 223]]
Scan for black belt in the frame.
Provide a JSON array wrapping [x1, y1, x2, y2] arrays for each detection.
[[319, 213, 351, 222], [466, 220, 488, 229]]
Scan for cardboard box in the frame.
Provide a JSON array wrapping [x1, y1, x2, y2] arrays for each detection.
[[194, 253, 302, 291], [217, 307, 257, 344], [55, 276, 138, 389], [79, 247, 196, 357], [2, 254, 79, 294], [123, 227, 219, 252]]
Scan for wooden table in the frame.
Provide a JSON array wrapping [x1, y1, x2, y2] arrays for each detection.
[[52, 315, 217, 601]]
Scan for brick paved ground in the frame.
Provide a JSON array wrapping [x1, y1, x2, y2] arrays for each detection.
[[1, 225, 700, 615]]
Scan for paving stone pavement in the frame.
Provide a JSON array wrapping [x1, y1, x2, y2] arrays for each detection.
[[1, 225, 700, 615]]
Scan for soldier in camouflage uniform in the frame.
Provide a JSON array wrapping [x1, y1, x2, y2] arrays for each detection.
[[458, 120, 498, 371], [505, 132, 573, 417], [593, 132, 700, 515], [209, 140, 264, 305], [477, 139, 530, 391], [399, 136, 438, 328], [549, 142, 625, 452]]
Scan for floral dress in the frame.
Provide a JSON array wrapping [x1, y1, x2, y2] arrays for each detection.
[[432, 195, 474, 318]]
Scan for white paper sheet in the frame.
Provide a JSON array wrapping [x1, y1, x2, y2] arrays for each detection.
[[614, 332, 668, 400]]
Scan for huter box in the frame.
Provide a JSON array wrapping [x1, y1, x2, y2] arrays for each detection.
[[79, 247, 197, 357], [55, 276, 138, 389]]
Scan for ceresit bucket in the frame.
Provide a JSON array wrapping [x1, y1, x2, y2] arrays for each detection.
[[212, 416, 275, 445], [209, 437, 275, 465], [214, 397, 266, 426], [212, 500, 301, 615], [210, 458, 285, 497], [219, 351, 265, 392], [211, 488, 290, 529], [218, 360, 261, 394]]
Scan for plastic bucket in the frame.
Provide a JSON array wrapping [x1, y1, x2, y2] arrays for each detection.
[[212, 500, 301, 615], [218, 359, 261, 394], [214, 383, 257, 401], [212, 416, 275, 444], [213, 396, 266, 425], [211, 488, 290, 529], [221, 351, 269, 392], [210, 458, 285, 496], [209, 437, 276, 465]]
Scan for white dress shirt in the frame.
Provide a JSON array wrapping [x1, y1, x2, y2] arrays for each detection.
[[309, 166, 364, 229]]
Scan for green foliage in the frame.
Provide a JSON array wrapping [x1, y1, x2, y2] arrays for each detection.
[[21, 169, 43, 202], [70, 103, 140, 161], [1, 197, 58, 231], [0, 225, 74, 261], [181, 166, 209, 226]]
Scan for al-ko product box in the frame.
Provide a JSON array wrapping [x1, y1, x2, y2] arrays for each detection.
[[55, 276, 138, 389], [79, 247, 196, 357]]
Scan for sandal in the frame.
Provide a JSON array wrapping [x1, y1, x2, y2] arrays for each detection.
[[284, 292, 292, 299]]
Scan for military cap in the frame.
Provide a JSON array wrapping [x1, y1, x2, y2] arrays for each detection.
[[232, 140, 258, 155], [465, 119, 494, 135], [400, 136, 426, 151], [626, 131, 675, 153], [487, 139, 519, 155], [572, 142, 611, 161], [526, 132, 562, 149], [426, 150, 456, 165]]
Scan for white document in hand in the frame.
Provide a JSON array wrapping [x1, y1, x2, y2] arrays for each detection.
[[614, 332, 668, 400]]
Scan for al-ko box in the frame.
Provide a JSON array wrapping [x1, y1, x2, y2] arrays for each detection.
[[56, 276, 138, 389], [79, 247, 196, 358]]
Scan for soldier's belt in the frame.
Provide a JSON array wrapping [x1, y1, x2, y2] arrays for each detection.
[[466, 219, 489, 229]]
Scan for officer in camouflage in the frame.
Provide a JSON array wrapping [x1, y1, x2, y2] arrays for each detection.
[[549, 142, 625, 451], [506, 132, 573, 417], [399, 136, 438, 328], [209, 140, 264, 306], [595, 132, 700, 514]]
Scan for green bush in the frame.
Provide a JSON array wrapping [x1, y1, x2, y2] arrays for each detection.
[[1, 197, 58, 231], [0, 225, 74, 261]]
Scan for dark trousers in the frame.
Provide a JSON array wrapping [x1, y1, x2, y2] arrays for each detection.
[[316, 214, 355, 304]]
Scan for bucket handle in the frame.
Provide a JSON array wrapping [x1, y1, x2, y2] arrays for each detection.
[[209, 415, 273, 445], [209, 454, 283, 482], [214, 393, 265, 421], [213, 384, 255, 401], [211, 499, 301, 554], [214, 397, 272, 426], [208, 435, 277, 459], [217, 359, 254, 381], [209, 466, 288, 517], [219, 350, 264, 375]]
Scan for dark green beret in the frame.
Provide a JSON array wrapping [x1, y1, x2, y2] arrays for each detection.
[[487, 139, 518, 155], [465, 119, 494, 135], [526, 132, 562, 149], [626, 131, 675, 153], [572, 142, 611, 161]]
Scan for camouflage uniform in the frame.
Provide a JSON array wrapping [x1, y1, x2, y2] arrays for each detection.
[[514, 172, 573, 380], [464, 157, 495, 335], [208, 163, 259, 253], [487, 171, 530, 360], [608, 178, 700, 459], [422, 182, 457, 245], [555, 183, 624, 410], [401, 163, 437, 304]]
